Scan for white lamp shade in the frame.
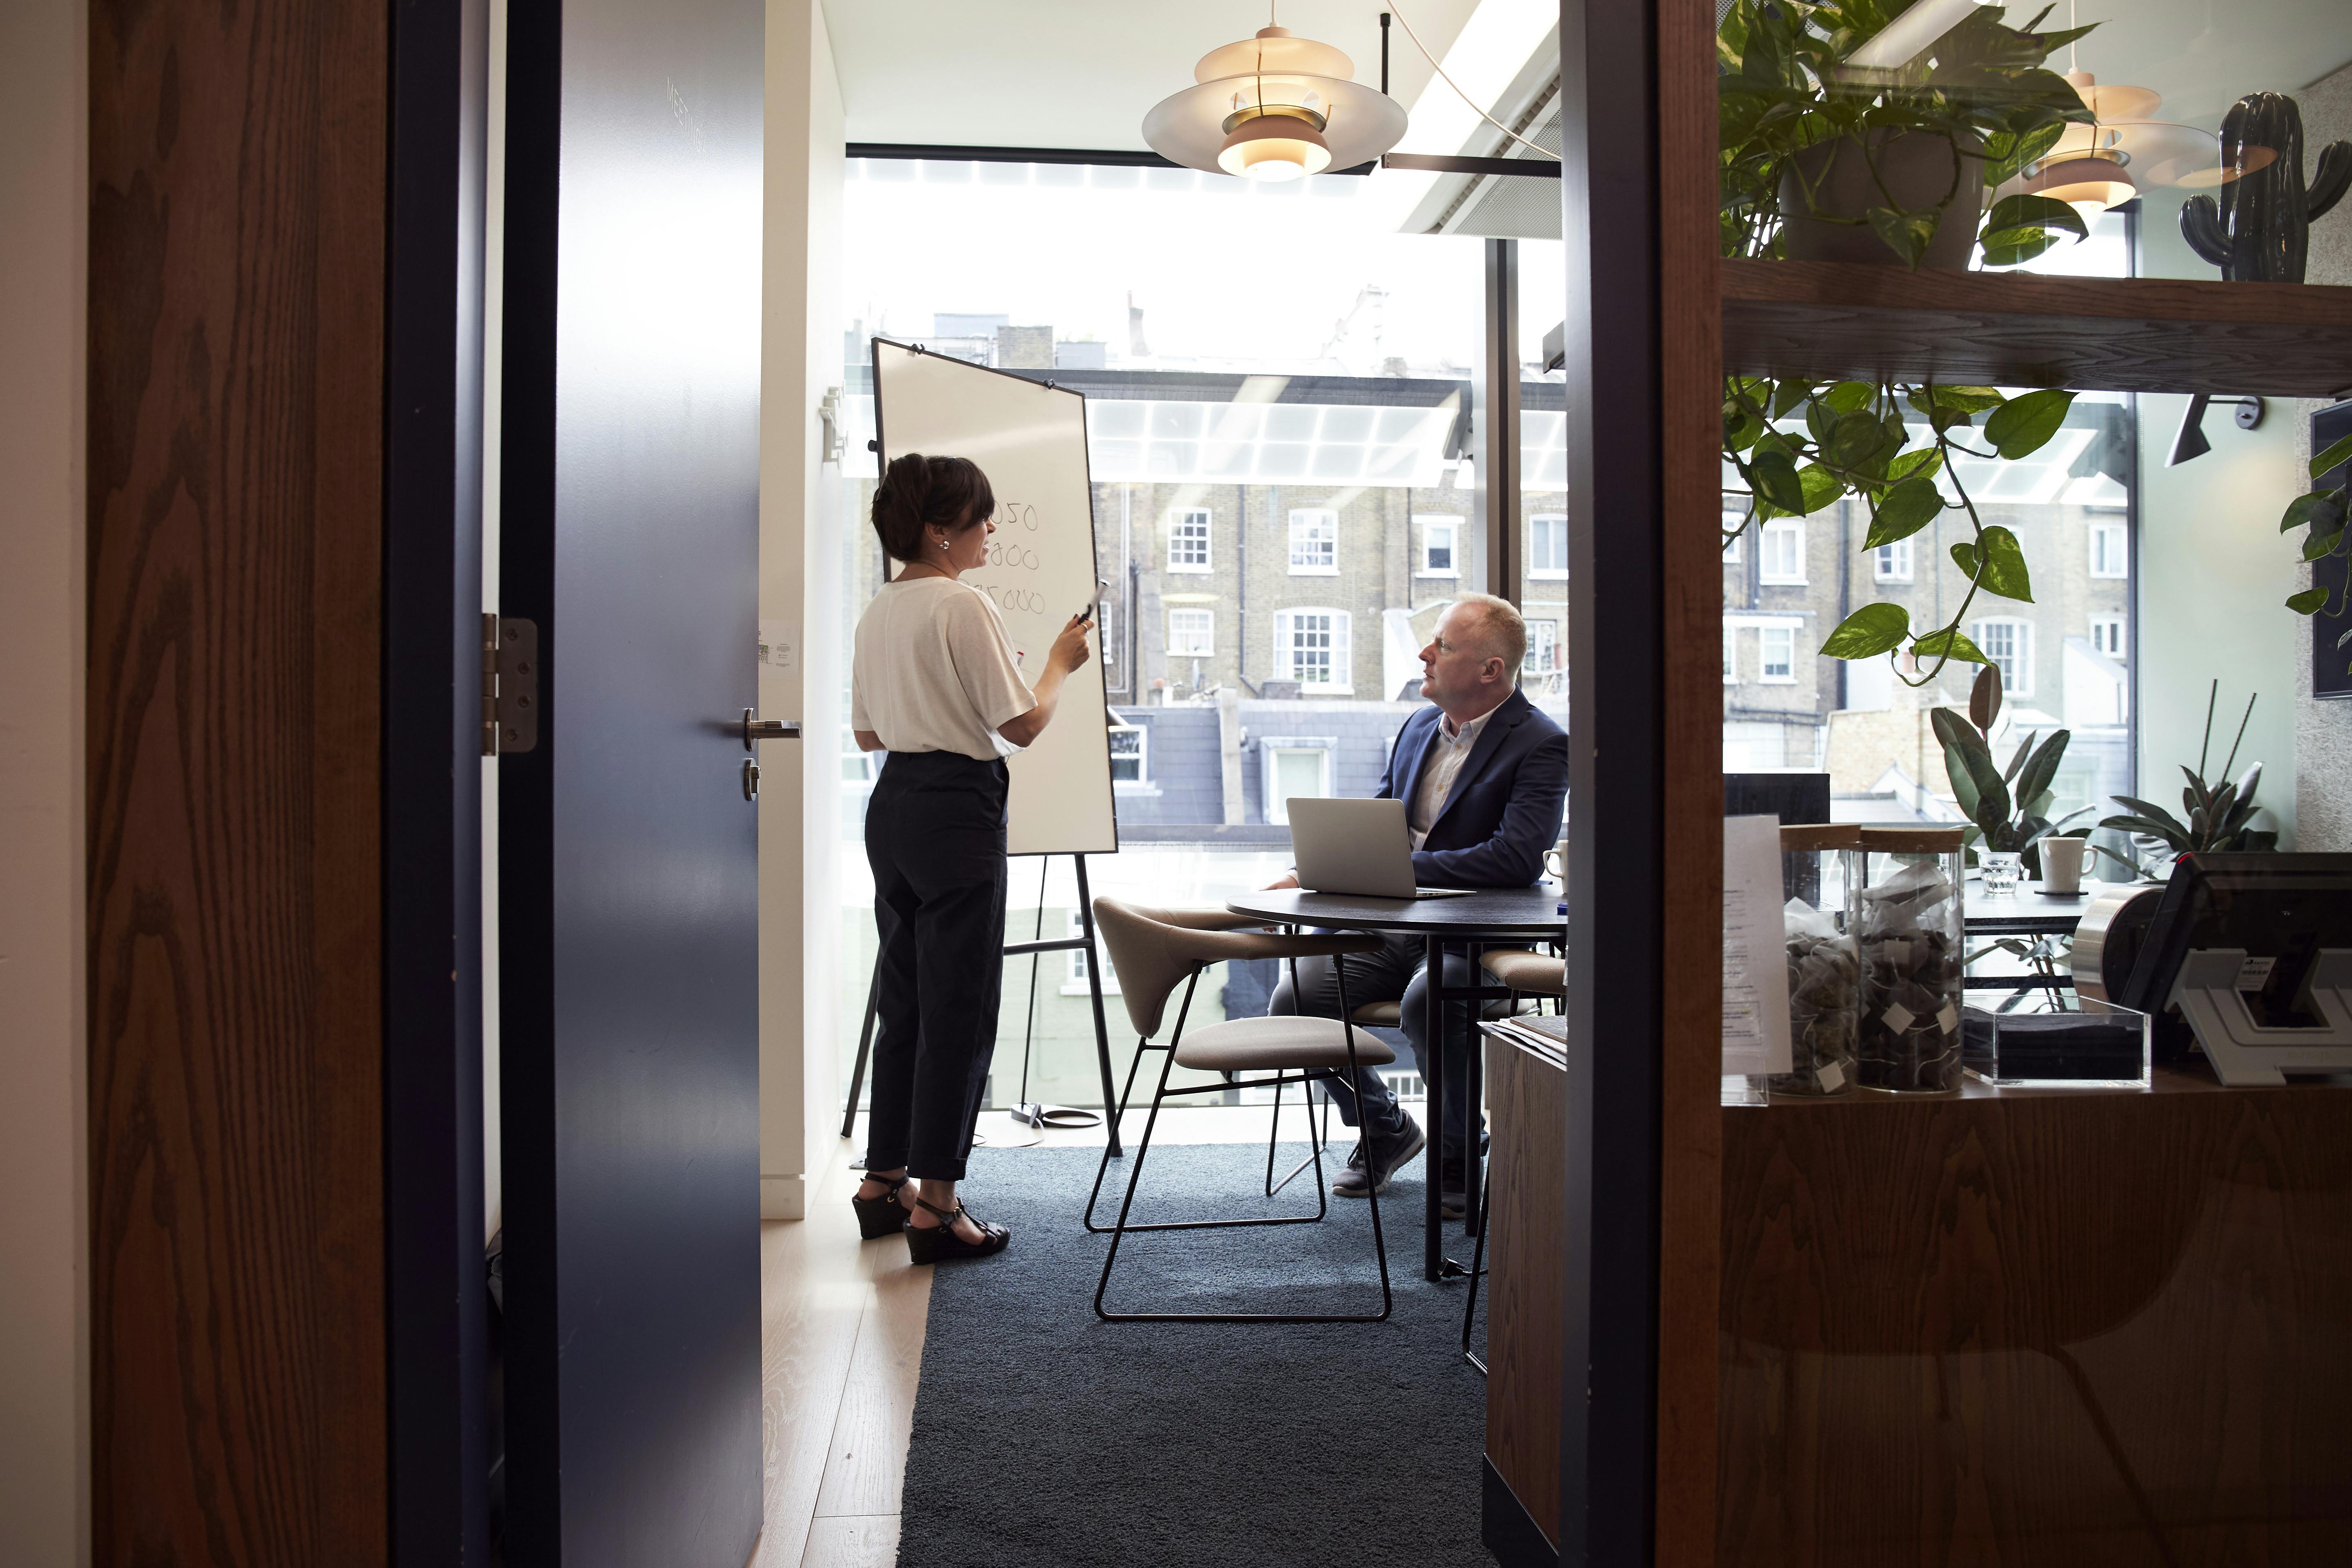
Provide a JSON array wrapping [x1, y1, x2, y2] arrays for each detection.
[[1192, 27, 1354, 83], [1144, 61, 1404, 177], [1217, 117, 1333, 180], [2020, 155, 2137, 219]]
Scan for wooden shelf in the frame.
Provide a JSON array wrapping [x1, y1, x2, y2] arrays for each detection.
[[1723, 258, 2352, 398]]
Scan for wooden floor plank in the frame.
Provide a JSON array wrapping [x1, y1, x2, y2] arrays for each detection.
[[810, 1223, 933, 1520], [799, 1514, 900, 1568]]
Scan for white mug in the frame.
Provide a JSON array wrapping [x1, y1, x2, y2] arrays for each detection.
[[2040, 836, 2090, 894], [1545, 841, 1568, 880]]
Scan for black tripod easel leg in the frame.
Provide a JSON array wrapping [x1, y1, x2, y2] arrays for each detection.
[[841, 961, 880, 1143], [1073, 853, 1122, 1157]]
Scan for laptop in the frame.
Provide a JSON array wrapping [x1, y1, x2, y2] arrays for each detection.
[[1287, 798, 1474, 900]]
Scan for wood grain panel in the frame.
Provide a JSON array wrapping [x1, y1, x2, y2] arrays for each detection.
[[88, 0, 388, 1561], [1723, 259, 2352, 397], [1655, 0, 1726, 1561], [1486, 1037, 1569, 1549], [1717, 1077, 2352, 1567]]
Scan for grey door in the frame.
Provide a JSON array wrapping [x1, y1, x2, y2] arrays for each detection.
[[495, 0, 764, 1561]]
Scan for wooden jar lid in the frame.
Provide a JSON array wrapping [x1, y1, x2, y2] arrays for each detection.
[[1859, 825, 1966, 853], [1779, 824, 1863, 852]]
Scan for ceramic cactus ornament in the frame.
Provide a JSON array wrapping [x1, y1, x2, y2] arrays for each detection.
[[2180, 92, 2352, 283]]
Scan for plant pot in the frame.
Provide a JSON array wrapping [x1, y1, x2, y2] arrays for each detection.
[[1779, 129, 1985, 268]]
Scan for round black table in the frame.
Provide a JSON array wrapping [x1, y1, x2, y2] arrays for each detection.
[[1224, 885, 1565, 1282]]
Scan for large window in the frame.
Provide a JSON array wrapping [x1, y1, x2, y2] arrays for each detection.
[[1529, 514, 1567, 578], [1759, 520, 1805, 584], [1169, 509, 1212, 572], [1275, 608, 1350, 692], [1288, 509, 1338, 574]]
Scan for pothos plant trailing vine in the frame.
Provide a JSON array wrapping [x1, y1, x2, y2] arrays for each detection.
[[2283, 429, 2352, 635], [1718, 0, 2104, 683]]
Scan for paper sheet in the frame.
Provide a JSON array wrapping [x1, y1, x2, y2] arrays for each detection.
[[1722, 814, 1794, 1076]]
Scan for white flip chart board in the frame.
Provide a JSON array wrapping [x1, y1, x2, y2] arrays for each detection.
[[870, 338, 1117, 856]]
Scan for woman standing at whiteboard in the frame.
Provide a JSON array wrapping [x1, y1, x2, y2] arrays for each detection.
[[848, 452, 1092, 1263]]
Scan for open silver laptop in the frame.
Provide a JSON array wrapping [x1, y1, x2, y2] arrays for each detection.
[[1287, 798, 1473, 900]]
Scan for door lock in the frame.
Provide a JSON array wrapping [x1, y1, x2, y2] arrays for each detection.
[[742, 756, 760, 801]]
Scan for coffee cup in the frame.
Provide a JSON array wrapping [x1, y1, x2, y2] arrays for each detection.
[[1545, 842, 1567, 880], [2040, 836, 2089, 894]]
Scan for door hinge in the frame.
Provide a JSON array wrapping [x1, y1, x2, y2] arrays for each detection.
[[482, 612, 540, 756]]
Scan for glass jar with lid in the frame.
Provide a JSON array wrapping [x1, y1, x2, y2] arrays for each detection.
[[1854, 826, 1968, 1093], [1774, 824, 1861, 1097]]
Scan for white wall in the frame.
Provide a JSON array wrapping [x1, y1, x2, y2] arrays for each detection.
[[759, 0, 846, 1219], [0, 0, 91, 1562], [2136, 196, 2305, 845]]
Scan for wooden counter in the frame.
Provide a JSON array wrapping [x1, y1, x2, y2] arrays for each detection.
[[1718, 1070, 2352, 1567]]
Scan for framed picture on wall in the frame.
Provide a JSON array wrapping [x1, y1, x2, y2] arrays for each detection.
[[2314, 400, 2352, 699]]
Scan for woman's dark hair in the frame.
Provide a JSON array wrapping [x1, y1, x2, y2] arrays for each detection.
[[872, 453, 995, 563]]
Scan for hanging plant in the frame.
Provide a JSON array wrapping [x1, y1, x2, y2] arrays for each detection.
[[2283, 429, 2352, 620], [1718, 0, 2103, 682]]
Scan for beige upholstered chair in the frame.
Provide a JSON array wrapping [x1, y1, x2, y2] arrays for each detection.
[[1085, 897, 1399, 1324], [1481, 948, 1566, 1008]]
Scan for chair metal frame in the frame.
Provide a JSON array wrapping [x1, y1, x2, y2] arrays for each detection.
[[1091, 951, 1393, 1324]]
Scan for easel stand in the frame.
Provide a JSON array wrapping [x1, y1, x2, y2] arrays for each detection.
[[843, 852, 1123, 1158]]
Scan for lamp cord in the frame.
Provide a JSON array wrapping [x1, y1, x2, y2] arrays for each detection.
[[1385, 0, 1562, 161]]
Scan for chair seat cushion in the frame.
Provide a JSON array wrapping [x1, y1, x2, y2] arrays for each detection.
[[1350, 1000, 1403, 1026], [1172, 1016, 1398, 1072], [1482, 949, 1566, 994]]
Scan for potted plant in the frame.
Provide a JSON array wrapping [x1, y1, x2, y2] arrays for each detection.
[[1930, 665, 2094, 886], [2100, 681, 2277, 873]]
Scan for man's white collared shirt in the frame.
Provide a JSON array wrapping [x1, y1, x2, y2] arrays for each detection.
[[1407, 702, 1502, 850]]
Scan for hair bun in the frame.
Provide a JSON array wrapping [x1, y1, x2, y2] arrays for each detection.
[[871, 453, 995, 564]]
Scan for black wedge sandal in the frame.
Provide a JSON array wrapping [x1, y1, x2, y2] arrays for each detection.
[[850, 1174, 913, 1240], [904, 1195, 1011, 1264]]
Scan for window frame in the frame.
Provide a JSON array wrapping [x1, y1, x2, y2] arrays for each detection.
[[1107, 720, 1148, 785], [1722, 624, 1738, 684], [1758, 518, 1806, 585], [1167, 507, 1213, 574], [1063, 910, 1122, 996], [1419, 515, 1461, 578], [1273, 606, 1352, 695], [1258, 739, 1336, 826], [1528, 512, 1569, 579], [1757, 624, 1797, 683], [1873, 537, 1913, 582], [1971, 615, 2034, 697], [1720, 496, 1744, 563], [1166, 606, 1214, 658], [1287, 508, 1339, 576], [1523, 619, 1560, 674], [2090, 615, 2126, 659]]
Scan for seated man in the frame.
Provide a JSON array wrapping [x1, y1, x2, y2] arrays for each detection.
[[1265, 593, 1566, 1217]]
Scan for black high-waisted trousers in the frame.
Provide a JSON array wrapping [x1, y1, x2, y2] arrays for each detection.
[[862, 749, 1010, 1181]]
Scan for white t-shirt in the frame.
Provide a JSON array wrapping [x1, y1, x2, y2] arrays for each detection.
[[850, 576, 1038, 761]]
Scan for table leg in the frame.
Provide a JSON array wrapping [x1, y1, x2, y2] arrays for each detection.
[[1424, 934, 1445, 1282], [1463, 972, 1483, 1240]]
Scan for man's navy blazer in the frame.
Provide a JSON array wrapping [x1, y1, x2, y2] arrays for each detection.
[[1375, 686, 1567, 889]]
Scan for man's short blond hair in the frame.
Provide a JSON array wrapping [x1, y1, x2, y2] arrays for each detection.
[[1445, 593, 1528, 682]]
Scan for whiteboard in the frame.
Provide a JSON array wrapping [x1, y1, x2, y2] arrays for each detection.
[[870, 338, 1117, 856]]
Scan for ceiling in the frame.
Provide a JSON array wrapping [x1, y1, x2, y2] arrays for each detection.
[[819, 0, 1492, 150]]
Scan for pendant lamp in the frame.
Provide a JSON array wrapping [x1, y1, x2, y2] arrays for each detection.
[[1142, 21, 1407, 182], [1996, 72, 2274, 219]]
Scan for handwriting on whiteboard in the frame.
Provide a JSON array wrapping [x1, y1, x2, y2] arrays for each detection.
[[968, 498, 1052, 618]]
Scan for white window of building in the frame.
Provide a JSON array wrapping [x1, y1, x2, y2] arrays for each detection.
[[1721, 496, 1744, 562], [1874, 538, 1913, 581], [1972, 617, 2033, 697], [2090, 616, 2126, 658], [1168, 508, 1212, 573], [1524, 620, 1559, 674], [1529, 513, 1568, 579], [1064, 910, 1121, 996], [1723, 624, 1738, 684], [1167, 606, 1214, 657], [1107, 721, 1147, 784], [1262, 744, 1334, 826], [1275, 608, 1351, 692], [1759, 624, 1797, 683], [1759, 519, 1805, 584], [1420, 516, 1461, 577], [1288, 509, 1338, 574], [2089, 519, 2128, 578]]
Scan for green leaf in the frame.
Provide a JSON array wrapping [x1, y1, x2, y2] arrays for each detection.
[[1825, 409, 1887, 469], [1867, 206, 1937, 267], [1951, 540, 1979, 577], [1934, 387, 2007, 413], [1973, 525, 2035, 601], [1821, 380, 1877, 413], [1821, 602, 1911, 660], [2014, 729, 2072, 812], [2282, 491, 2345, 533], [1913, 627, 1989, 664], [1970, 663, 2002, 734], [1889, 447, 1944, 484], [1750, 449, 1805, 514], [1795, 463, 1847, 514], [1772, 380, 1813, 420], [2304, 528, 2346, 563], [2289, 586, 2331, 614], [1980, 227, 2068, 268], [2312, 430, 2352, 483], [1984, 389, 2076, 459], [1983, 193, 2089, 243], [1864, 477, 1944, 548], [2003, 734, 2033, 783]]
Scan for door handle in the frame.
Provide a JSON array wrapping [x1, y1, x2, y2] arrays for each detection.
[[740, 708, 802, 749]]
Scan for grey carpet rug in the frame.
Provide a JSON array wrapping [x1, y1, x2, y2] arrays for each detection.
[[897, 1142, 1490, 1568]]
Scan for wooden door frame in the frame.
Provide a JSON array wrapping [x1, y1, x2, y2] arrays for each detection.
[[1554, 0, 1721, 1560]]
